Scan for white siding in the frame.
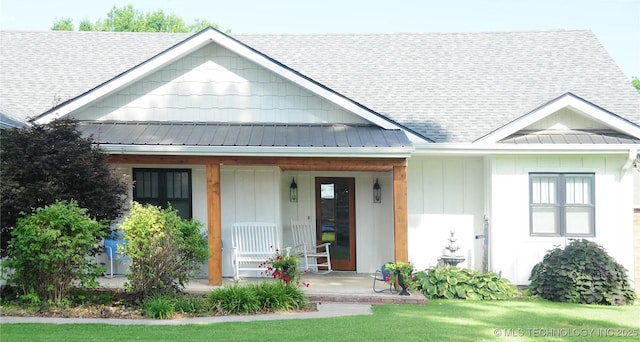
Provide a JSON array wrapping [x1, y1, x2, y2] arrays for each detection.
[[526, 108, 608, 130], [281, 171, 394, 274], [73, 43, 368, 125], [220, 166, 282, 277], [406, 156, 485, 272], [489, 155, 635, 285]]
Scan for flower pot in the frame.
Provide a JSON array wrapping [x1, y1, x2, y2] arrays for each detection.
[[397, 271, 411, 296]]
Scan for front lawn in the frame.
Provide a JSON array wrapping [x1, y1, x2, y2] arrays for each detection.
[[2, 300, 638, 341]]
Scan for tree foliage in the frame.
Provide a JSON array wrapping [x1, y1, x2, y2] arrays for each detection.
[[51, 17, 73, 31], [1, 201, 107, 304], [0, 119, 128, 255], [633, 77, 640, 93], [51, 4, 224, 33], [120, 202, 207, 298]]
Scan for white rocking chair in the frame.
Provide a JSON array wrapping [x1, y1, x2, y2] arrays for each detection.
[[291, 220, 332, 274]]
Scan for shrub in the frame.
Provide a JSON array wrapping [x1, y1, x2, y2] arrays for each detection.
[[173, 294, 205, 315], [120, 202, 207, 298], [206, 284, 260, 315], [413, 266, 515, 300], [251, 281, 308, 311], [0, 119, 128, 256], [529, 239, 635, 305], [205, 282, 308, 315], [1, 201, 106, 304], [143, 294, 175, 319]]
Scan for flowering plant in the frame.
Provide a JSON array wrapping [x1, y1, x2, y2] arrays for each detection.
[[384, 260, 415, 288], [259, 248, 308, 286]]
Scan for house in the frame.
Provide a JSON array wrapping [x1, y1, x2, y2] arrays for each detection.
[[1, 28, 638, 290]]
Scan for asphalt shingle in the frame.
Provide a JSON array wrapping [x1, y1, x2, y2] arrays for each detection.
[[1, 29, 638, 143]]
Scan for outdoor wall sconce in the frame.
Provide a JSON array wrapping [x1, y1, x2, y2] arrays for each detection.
[[373, 178, 381, 203], [290, 178, 298, 202]]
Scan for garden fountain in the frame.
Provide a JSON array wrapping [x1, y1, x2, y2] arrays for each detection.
[[440, 230, 466, 267]]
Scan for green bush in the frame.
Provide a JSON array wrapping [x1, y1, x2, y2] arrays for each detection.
[[142, 294, 175, 319], [1, 201, 106, 304], [251, 281, 308, 311], [206, 284, 260, 315], [119, 202, 207, 298], [413, 266, 515, 300], [529, 239, 635, 305], [173, 294, 205, 315], [205, 282, 308, 315]]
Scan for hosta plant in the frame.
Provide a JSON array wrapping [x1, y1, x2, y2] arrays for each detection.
[[413, 266, 515, 300]]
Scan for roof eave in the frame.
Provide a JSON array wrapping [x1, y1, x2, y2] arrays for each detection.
[[412, 142, 639, 155], [98, 144, 415, 158], [474, 93, 640, 144]]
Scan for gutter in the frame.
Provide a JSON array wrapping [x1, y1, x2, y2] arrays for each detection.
[[411, 143, 640, 156], [98, 144, 415, 159]]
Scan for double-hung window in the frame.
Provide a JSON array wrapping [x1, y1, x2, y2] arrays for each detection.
[[529, 173, 595, 237], [133, 168, 192, 220]]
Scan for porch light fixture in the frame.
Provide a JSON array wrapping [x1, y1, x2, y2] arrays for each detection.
[[373, 179, 381, 203], [290, 178, 298, 202]]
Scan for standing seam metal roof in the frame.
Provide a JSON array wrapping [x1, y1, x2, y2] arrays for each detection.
[[78, 122, 412, 147]]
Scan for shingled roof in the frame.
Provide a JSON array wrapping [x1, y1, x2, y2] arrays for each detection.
[[1, 29, 638, 143]]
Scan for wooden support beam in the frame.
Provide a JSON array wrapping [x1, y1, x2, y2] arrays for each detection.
[[206, 163, 222, 286], [393, 163, 408, 262], [107, 155, 405, 172]]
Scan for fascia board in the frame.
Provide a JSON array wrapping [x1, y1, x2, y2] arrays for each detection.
[[98, 144, 415, 158], [475, 93, 640, 144], [411, 142, 638, 155]]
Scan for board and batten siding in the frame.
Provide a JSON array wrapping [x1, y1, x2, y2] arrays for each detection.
[[72, 43, 369, 125], [281, 171, 395, 274], [489, 155, 635, 285], [220, 166, 282, 277], [406, 156, 485, 272]]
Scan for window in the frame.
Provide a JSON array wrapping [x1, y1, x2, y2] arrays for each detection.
[[133, 168, 192, 220], [529, 173, 594, 236]]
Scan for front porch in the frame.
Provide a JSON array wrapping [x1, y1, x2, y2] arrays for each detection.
[[108, 155, 411, 286], [97, 272, 428, 305]]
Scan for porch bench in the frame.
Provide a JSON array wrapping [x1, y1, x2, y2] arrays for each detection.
[[231, 222, 282, 280]]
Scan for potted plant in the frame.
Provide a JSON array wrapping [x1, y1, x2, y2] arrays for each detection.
[[260, 248, 306, 286], [384, 260, 415, 295]]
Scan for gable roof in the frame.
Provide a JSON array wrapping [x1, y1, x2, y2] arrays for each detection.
[[1, 29, 639, 144], [476, 92, 640, 143]]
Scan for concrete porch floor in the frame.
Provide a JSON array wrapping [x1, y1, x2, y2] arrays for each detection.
[[98, 272, 428, 305]]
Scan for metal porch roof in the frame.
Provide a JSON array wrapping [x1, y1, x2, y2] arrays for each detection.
[[79, 122, 412, 148]]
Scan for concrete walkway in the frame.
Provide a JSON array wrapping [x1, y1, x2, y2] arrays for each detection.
[[1, 303, 372, 325]]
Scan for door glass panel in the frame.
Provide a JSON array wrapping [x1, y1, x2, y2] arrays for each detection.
[[320, 183, 336, 245]]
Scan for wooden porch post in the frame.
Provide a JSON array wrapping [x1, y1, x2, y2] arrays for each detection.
[[206, 163, 222, 285], [393, 163, 408, 262]]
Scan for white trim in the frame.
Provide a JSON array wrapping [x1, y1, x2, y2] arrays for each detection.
[[99, 144, 414, 158], [412, 142, 638, 156], [33, 28, 421, 142], [475, 93, 640, 144]]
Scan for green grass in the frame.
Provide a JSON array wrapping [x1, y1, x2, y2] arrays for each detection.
[[2, 300, 638, 341]]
